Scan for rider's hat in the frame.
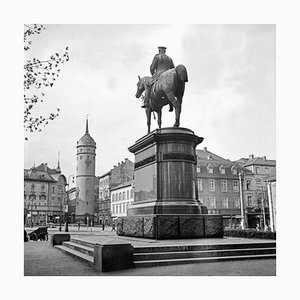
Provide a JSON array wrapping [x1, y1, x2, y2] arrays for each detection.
[[158, 46, 167, 50]]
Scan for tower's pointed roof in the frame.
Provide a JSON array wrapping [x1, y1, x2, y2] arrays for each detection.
[[77, 116, 96, 147]]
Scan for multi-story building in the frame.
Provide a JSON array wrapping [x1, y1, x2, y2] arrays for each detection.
[[111, 181, 134, 218], [98, 158, 134, 225], [235, 155, 276, 229], [24, 162, 67, 226], [98, 171, 112, 225], [196, 147, 255, 228]]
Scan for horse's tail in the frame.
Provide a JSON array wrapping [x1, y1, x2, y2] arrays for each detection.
[[175, 64, 188, 82]]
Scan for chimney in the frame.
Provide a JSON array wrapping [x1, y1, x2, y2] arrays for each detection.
[[44, 163, 48, 172], [262, 156, 266, 160], [203, 147, 207, 152], [249, 154, 254, 159]]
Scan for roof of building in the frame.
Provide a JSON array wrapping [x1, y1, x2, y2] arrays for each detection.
[[235, 155, 276, 167], [110, 180, 134, 191], [99, 170, 112, 178], [77, 118, 96, 147], [24, 164, 58, 182], [196, 147, 253, 176], [196, 147, 232, 164], [264, 167, 276, 181]]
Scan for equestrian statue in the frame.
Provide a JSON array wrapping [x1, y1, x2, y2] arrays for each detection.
[[135, 46, 188, 134]]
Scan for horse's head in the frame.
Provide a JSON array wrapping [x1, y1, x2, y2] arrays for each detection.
[[135, 75, 145, 98]]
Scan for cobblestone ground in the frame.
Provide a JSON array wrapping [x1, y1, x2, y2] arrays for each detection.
[[24, 240, 276, 276]]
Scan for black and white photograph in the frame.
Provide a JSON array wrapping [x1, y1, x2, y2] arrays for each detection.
[[2, 0, 300, 299], [23, 23, 277, 276]]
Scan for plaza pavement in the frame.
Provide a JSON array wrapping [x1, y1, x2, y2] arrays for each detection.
[[24, 225, 276, 276]]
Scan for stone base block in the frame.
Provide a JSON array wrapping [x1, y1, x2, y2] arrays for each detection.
[[51, 233, 70, 246], [94, 243, 134, 272], [204, 215, 224, 238], [117, 214, 223, 239]]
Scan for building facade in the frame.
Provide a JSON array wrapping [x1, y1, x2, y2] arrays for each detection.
[[111, 181, 134, 218], [75, 118, 96, 224], [235, 155, 276, 229], [98, 158, 134, 225], [98, 171, 112, 225], [196, 147, 255, 228], [24, 162, 67, 226]]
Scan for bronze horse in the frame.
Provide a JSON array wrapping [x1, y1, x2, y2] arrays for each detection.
[[135, 64, 188, 134]]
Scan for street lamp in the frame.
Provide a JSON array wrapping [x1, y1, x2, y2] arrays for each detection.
[[59, 201, 62, 231], [65, 175, 75, 232]]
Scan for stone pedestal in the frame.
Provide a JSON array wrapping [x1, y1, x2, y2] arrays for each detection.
[[118, 127, 223, 239], [128, 127, 205, 215]]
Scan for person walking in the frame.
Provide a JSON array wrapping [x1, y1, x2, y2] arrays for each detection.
[[111, 220, 115, 231]]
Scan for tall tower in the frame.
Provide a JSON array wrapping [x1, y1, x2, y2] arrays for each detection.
[[75, 117, 96, 223]]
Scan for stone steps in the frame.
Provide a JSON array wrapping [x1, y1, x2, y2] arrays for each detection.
[[55, 244, 94, 266], [134, 253, 276, 268], [133, 242, 276, 268], [133, 242, 276, 253], [55, 238, 276, 271], [134, 247, 276, 261]]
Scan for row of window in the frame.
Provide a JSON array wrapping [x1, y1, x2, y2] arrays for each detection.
[[111, 202, 131, 214], [26, 184, 64, 194], [78, 147, 95, 153], [202, 196, 240, 209], [198, 179, 240, 193], [197, 164, 238, 175], [111, 189, 134, 202], [203, 195, 255, 209], [24, 195, 47, 201], [99, 190, 110, 199]]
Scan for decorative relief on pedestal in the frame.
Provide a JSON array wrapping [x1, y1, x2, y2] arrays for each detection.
[[157, 216, 179, 239], [179, 216, 204, 238], [203, 215, 224, 238], [123, 217, 144, 237], [143, 216, 155, 238], [116, 218, 124, 235]]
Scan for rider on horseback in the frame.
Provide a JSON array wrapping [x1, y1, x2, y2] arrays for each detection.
[[142, 46, 175, 111]]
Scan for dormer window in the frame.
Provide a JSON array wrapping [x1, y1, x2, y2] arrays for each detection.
[[219, 165, 225, 174], [207, 164, 213, 174], [231, 166, 237, 175]]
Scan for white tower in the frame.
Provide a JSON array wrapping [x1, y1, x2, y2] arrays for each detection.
[[75, 117, 96, 223]]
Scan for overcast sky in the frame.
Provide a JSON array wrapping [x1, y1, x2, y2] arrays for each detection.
[[24, 24, 276, 183]]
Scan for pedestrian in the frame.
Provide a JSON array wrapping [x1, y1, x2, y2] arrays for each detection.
[[78, 222, 80, 230], [111, 220, 115, 231], [102, 222, 105, 231]]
